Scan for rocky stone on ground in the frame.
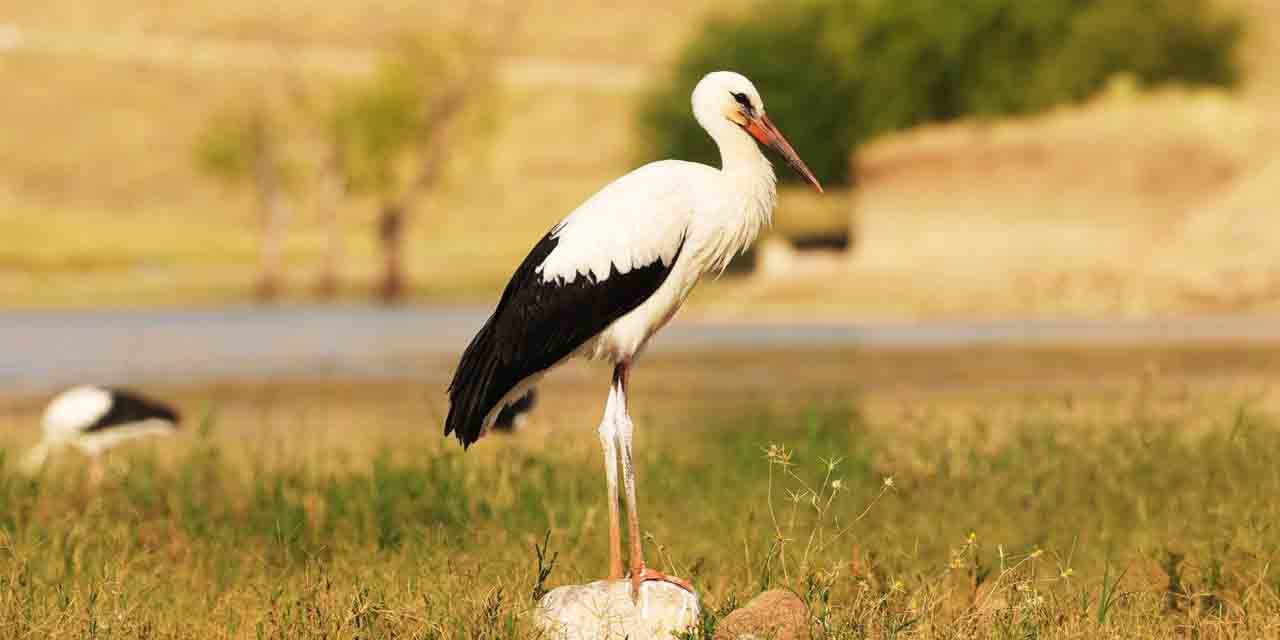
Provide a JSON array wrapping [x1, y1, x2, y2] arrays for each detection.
[[713, 589, 810, 640], [534, 579, 700, 640]]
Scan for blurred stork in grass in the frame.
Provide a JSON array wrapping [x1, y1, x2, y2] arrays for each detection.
[[20, 386, 181, 484], [446, 71, 822, 598], [491, 388, 538, 433]]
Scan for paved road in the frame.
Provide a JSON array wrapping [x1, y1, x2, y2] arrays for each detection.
[[2, 306, 1279, 394]]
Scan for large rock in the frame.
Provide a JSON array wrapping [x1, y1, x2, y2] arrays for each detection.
[[713, 589, 809, 640], [534, 580, 700, 640]]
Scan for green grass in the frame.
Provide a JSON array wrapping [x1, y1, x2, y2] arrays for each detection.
[[0, 357, 1278, 637]]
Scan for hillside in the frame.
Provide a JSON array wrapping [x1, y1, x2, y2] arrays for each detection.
[[709, 83, 1279, 320]]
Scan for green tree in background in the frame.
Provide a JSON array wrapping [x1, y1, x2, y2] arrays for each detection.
[[640, 0, 1242, 187], [194, 99, 298, 301], [1045, 0, 1243, 102], [333, 34, 499, 303], [193, 9, 512, 304]]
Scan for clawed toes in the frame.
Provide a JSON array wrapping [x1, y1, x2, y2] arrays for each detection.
[[628, 567, 694, 595]]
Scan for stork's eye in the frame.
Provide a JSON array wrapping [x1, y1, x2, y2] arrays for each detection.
[[731, 92, 752, 110]]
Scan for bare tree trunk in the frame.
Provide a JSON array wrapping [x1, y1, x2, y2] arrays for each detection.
[[255, 188, 290, 301], [314, 142, 347, 299], [377, 200, 406, 304], [252, 149, 290, 302], [375, 98, 461, 304], [369, 2, 526, 303]]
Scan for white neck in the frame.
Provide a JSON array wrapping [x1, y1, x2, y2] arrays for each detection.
[[698, 111, 774, 180], [694, 113, 778, 273], [705, 115, 776, 213]]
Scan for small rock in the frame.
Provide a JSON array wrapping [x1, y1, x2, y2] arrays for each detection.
[[534, 580, 700, 640], [713, 589, 809, 640]]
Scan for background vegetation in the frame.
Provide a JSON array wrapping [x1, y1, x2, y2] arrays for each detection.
[[192, 27, 502, 303], [640, 0, 1242, 186], [0, 0, 1274, 314]]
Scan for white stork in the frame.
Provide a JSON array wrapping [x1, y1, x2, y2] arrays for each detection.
[[446, 71, 822, 596], [20, 386, 181, 483]]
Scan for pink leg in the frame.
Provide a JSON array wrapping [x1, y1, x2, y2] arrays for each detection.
[[614, 362, 693, 598], [598, 381, 624, 580]]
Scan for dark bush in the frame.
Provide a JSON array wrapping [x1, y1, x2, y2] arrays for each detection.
[[637, 2, 858, 188], [639, 0, 1242, 187], [1046, 0, 1243, 103]]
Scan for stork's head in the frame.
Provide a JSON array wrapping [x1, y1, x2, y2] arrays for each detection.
[[692, 71, 823, 193]]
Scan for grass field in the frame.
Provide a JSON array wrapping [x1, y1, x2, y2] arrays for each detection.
[[0, 346, 1278, 637]]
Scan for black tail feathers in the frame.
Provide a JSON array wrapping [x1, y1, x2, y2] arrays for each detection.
[[446, 323, 504, 448], [95, 388, 181, 432]]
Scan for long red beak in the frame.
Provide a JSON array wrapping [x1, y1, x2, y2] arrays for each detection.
[[744, 114, 823, 193]]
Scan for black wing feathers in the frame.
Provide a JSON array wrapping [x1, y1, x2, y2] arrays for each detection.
[[86, 388, 180, 433], [446, 232, 684, 448]]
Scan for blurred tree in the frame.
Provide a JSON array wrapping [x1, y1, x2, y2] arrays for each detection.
[[193, 1, 515, 304], [641, 0, 1242, 187], [194, 100, 296, 301], [1044, 0, 1242, 102], [312, 134, 347, 300], [332, 15, 509, 303]]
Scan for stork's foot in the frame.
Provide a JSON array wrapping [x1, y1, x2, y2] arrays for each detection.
[[628, 565, 694, 599]]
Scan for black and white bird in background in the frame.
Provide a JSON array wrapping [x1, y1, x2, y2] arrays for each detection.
[[20, 386, 181, 484], [446, 71, 822, 597], [490, 388, 538, 433]]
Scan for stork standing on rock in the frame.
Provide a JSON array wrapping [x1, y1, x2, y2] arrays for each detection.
[[446, 71, 822, 597]]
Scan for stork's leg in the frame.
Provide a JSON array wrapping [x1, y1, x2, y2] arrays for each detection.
[[614, 362, 693, 598], [598, 381, 624, 581]]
